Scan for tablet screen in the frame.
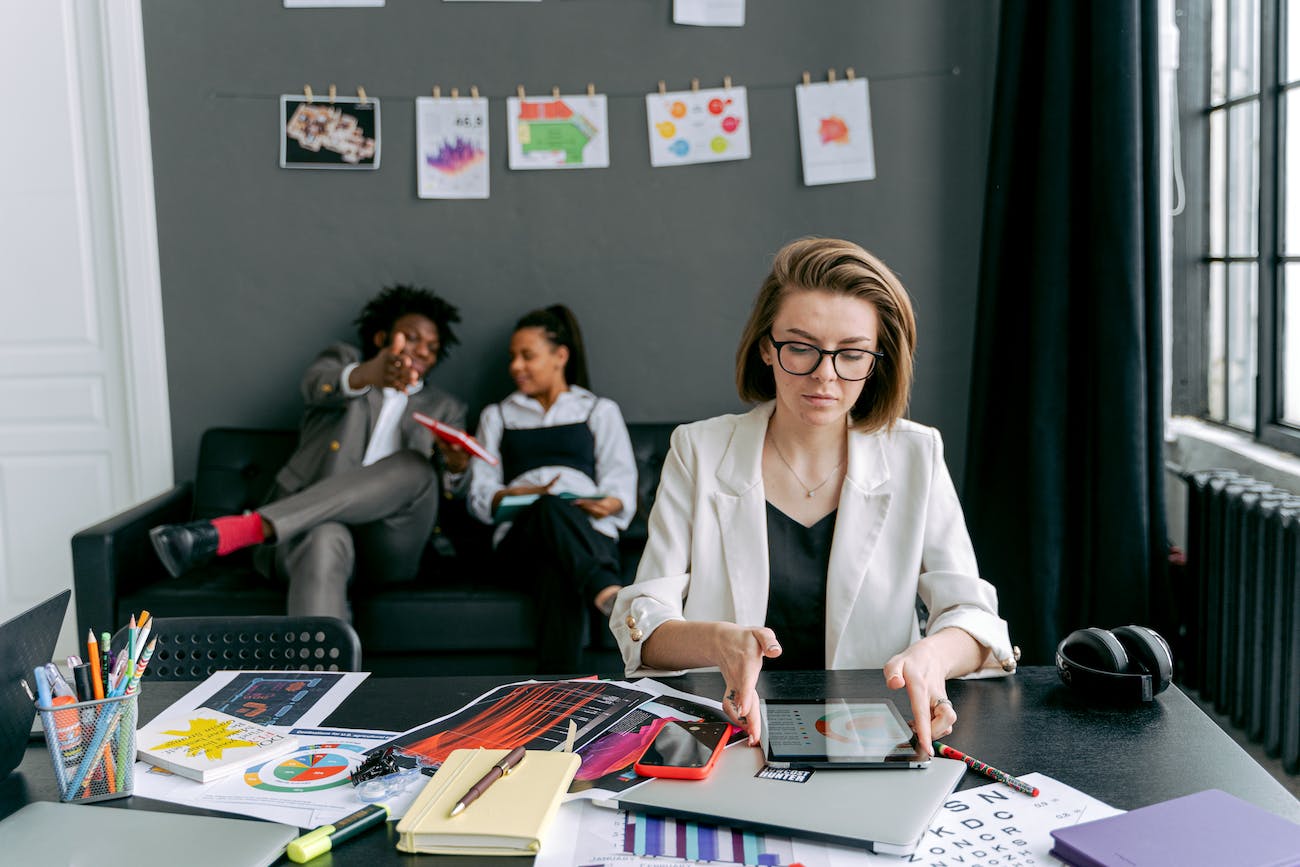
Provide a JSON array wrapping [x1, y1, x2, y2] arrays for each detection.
[[760, 699, 924, 766]]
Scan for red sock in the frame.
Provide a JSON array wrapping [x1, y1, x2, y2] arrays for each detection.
[[211, 513, 266, 556]]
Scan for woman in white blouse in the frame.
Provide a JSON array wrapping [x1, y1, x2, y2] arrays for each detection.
[[469, 305, 637, 672], [609, 238, 1015, 750]]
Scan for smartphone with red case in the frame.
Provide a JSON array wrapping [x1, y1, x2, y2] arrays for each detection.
[[633, 720, 733, 780]]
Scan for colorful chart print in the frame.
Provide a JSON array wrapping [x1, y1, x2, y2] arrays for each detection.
[[415, 96, 490, 198], [795, 78, 876, 185], [279, 95, 380, 170], [645, 86, 751, 167], [243, 742, 365, 793], [203, 673, 339, 727], [814, 706, 892, 746], [507, 94, 609, 169]]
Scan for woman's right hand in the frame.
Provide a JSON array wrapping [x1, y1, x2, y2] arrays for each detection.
[[713, 624, 783, 745], [490, 474, 560, 513]]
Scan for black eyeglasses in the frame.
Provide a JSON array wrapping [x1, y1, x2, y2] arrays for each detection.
[[767, 333, 883, 381]]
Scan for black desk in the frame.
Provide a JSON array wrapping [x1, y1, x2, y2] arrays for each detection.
[[3, 668, 1298, 865]]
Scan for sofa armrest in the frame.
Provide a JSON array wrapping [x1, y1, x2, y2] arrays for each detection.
[[72, 483, 193, 636]]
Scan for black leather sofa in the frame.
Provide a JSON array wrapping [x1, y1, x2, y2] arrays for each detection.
[[71, 423, 680, 676]]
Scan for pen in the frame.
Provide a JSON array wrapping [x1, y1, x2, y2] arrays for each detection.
[[33, 667, 69, 795], [287, 803, 390, 863], [87, 630, 104, 700], [934, 741, 1039, 797], [100, 631, 111, 685], [450, 746, 526, 817], [72, 663, 93, 702]]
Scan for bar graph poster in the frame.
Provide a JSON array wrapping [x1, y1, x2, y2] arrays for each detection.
[[415, 96, 490, 199], [507, 94, 610, 169], [795, 78, 876, 186], [645, 86, 751, 167]]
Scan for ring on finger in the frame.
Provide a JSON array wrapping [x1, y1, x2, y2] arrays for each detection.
[[932, 697, 952, 710]]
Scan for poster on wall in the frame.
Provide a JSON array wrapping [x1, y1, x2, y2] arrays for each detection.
[[645, 86, 750, 167], [415, 95, 490, 198], [506, 93, 609, 170], [795, 78, 875, 186], [673, 0, 744, 27], [279, 95, 381, 170]]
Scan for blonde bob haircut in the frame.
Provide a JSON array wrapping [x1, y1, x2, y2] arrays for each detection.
[[735, 237, 917, 433]]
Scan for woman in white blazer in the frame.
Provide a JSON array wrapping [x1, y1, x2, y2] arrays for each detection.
[[609, 238, 1016, 751]]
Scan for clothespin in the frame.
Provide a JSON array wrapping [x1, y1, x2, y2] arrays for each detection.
[[846, 67, 856, 80], [587, 82, 595, 97], [357, 85, 368, 104], [658, 80, 667, 95], [690, 77, 700, 92], [303, 84, 314, 103], [551, 85, 560, 100], [450, 87, 459, 99], [517, 84, 526, 101], [723, 75, 732, 89], [328, 83, 336, 104], [470, 85, 479, 99], [827, 68, 837, 83], [432, 85, 441, 99], [802, 71, 811, 86]]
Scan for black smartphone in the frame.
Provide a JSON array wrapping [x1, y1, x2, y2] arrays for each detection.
[[633, 720, 734, 780]]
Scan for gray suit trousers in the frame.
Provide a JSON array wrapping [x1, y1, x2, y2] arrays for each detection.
[[257, 450, 439, 620]]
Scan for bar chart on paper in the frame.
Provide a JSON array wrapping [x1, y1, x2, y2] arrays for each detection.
[[569, 806, 802, 867]]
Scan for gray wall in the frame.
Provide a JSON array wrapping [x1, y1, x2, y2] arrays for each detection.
[[143, 0, 998, 486]]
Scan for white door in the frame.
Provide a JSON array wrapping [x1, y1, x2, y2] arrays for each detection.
[[0, 0, 171, 659]]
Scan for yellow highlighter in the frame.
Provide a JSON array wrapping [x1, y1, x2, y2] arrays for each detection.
[[287, 803, 389, 863]]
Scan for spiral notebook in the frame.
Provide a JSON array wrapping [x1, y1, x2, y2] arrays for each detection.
[[396, 748, 580, 856]]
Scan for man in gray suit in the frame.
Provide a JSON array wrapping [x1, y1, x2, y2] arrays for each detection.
[[149, 285, 469, 620]]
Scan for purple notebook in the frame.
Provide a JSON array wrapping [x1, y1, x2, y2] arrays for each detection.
[[1049, 789, 1300, 867]]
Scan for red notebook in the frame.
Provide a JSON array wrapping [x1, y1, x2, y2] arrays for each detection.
[[411, 412, 498, 465]]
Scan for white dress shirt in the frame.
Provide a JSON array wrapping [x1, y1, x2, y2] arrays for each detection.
[[469, 386, 637, 545]]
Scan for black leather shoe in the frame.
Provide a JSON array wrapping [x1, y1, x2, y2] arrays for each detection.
[[149, 521, 220, 577]]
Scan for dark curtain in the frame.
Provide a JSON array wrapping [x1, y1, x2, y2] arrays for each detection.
[[965, 0, 1169, 664]]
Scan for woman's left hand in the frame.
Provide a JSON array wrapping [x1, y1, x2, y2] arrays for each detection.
[[574, 496, 622, 519], [883, 639, 957, 757]]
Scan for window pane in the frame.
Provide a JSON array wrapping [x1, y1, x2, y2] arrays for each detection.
[[1228, 102, 1260, 256], [1289, 0, 1300, 82], [1211, 109, 1227, 256], [1214, 0, 1228, 100], [1287, 91, 1300, 253], [1209, 263, 1227, 421], [1285, 264, 1300, 424], [1227, 263, 1258, 428], [1230, 0, 1261, 98]]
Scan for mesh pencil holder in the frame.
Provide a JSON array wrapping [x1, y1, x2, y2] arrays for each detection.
[[36, 691, 139, 803]]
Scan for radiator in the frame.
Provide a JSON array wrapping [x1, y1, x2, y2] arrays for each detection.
[[1183, 470, 1300, 773]]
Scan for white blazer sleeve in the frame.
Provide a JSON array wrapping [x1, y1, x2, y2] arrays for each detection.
[[916, 428, 1016, 677], [467, 405, 505, 526], [610, 423, 697, 677]]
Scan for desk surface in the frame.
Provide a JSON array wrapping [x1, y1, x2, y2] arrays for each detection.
[[3, 668, 1298, 865]]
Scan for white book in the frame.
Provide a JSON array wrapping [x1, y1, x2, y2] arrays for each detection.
[[136, 709, 300, 783]]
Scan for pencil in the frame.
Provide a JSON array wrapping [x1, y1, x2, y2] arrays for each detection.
[[87, 630, 104, 700], [933, 741, 1039, 797]]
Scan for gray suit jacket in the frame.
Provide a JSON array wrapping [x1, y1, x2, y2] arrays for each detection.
[[272, 342, 468, 497]]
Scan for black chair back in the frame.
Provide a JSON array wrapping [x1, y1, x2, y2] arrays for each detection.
[[112, 615, 362, 680]]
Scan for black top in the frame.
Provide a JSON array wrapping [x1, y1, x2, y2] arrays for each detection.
[[497, 404, 598, 483], [764, 502, 835, 670]]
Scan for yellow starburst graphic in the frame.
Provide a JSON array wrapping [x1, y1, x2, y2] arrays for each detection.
[[149, 716, 259, 759]]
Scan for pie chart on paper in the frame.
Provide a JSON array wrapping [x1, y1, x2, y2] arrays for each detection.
[[243, 742, 365, 792]]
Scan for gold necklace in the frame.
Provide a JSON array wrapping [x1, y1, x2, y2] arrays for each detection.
[[768, 435, 844, 498]]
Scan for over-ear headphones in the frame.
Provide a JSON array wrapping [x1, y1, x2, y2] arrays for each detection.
[[1055, 625, 1173, 702]]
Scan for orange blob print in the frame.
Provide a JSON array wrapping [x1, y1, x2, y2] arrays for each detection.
[[670, 101, 687, 118], [819, 115, 850, 145]]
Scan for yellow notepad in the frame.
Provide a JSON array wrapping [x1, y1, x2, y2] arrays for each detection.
[[395, 748, 580, 856]]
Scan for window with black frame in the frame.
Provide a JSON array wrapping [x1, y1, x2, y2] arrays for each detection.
[[1179, 0, 1300, 453]]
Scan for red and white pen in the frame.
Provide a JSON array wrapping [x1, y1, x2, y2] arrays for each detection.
[[933, 741, 1039, 797]]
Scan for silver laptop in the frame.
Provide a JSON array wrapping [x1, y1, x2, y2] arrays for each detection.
[[606, 743, 966, 855], [0, 802, 296, 867], [0, 590, 70, 780]]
